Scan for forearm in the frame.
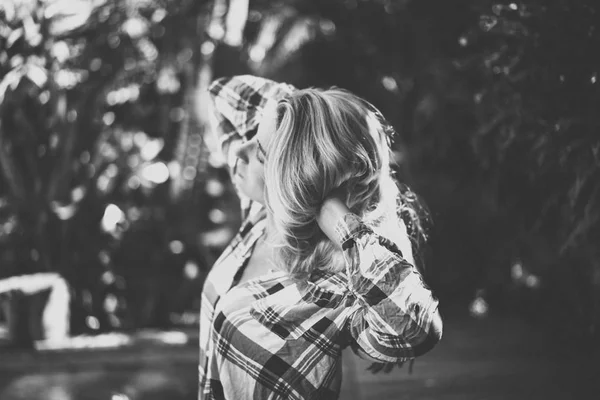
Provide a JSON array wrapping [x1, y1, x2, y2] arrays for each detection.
[[329, 211, 442, 361], [348, 249, 442, 361], [350, 299, 442, 362]]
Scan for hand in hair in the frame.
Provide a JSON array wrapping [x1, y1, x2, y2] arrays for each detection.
[[317, 188, 350, 250]]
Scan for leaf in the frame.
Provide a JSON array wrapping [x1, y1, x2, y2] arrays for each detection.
[[21, 13, 42, 46], [50, 200, 78, 220], [248, 9, 317, 75], [0, 2, 17, 22], [25, 64, 48, 87], [271, 17, 315, 62], [222, 0, 249, 47], [0, 67, 25, 103], [139, 137, 164, 161], [45, 0, 106, 36], [561, 184, 600, 254], [248, 11, 286, 65], [122, 17, 149, 40], [6, 27, 23, 48], [0, 119, 27, 201]]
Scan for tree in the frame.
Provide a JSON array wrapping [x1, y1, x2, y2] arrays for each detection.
[[213, 0, 599, 347], [0, 0, 241, 344], [451, 0, 600, 346]]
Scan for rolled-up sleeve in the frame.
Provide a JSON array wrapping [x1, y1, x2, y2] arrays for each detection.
[[337, 213, 443, 362]]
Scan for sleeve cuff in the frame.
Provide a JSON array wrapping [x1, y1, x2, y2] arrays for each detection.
[[334, 213, 372, 248]]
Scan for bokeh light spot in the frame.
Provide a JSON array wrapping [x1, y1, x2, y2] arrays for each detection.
[[86, 316, 100, 330], [102, 204, 125, 232], [169, 240, 184, 254], [184, 261, 199, 280]]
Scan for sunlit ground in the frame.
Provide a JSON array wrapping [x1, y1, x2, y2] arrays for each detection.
[[0, 313, 594, 400], [0, 329, 198, 400]]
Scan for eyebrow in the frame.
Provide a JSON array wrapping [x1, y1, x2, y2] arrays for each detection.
[[256, 139, 267, 161]]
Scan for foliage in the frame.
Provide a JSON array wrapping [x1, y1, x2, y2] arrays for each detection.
[[0, 0, 238, 335], [1, 0, 598, 346], [449, 0, 600, 342], [225, 0, 599, 343]]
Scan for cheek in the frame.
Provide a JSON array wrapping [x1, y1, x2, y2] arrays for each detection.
[[249, 160, 264, 178], [251, 165, 266, 190], [238, 164, 265, 202]]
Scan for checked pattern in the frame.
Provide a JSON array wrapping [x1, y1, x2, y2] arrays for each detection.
[[198, 76, 442, 400]]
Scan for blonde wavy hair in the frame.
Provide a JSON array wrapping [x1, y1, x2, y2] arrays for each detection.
[[264, 87, 421, 279]]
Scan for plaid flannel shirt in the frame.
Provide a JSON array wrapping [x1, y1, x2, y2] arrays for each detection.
[[199, 75, 443, 400]]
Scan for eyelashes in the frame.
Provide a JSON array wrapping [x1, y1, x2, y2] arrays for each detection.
[[236, 139, 267, 165], [256, 139, 267, 164]]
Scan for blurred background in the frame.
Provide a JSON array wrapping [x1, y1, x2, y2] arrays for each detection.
[[0, 0, 598, 399]]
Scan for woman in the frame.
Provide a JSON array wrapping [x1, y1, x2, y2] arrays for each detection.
[[199, 75, 443, 400]]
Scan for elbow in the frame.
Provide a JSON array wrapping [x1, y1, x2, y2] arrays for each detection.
[[413, 309, 443, 357], [429, 309, 444, 345]]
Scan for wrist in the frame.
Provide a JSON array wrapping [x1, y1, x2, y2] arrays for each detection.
[[318, 193, 351, 247]]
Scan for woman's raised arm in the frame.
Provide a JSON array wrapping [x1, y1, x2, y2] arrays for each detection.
[[207, 75, 295, 218], [318, 196, 443, 363], [208, 75, 295, 171]]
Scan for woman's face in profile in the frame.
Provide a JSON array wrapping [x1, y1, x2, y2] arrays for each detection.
[[232, 102, 278, 204]]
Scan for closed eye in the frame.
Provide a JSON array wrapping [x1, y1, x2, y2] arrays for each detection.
[[256, 139, 267, 164]]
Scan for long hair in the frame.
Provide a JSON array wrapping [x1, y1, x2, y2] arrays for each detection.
[[263, 87, 429, 279]]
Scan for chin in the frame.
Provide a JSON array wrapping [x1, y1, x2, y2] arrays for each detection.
[[249, 195, 264, 205], [237, 188, 263, 205]]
